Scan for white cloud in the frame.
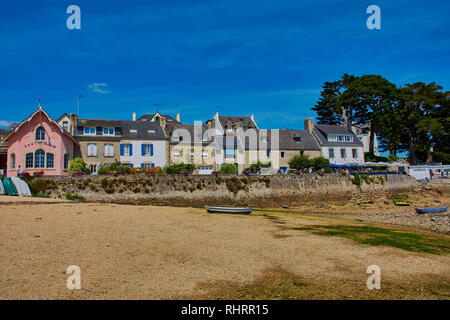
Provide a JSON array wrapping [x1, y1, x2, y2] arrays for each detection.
[[88, 82, 112, 94], [0, 120, 13, 127]]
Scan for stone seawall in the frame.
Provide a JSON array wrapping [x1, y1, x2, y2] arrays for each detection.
[[27, 173, 418, 208]]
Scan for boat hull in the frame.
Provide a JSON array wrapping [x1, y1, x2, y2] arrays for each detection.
[[3, 177, 18, 196], [415, 206, 448, 214], [207, 206, 252, 214]]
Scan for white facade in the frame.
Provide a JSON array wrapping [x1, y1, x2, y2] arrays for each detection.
[[408, 164, 450, 180], [355, 133, 379, 156], [320, 146, 364, 165], [120, 139, 167, 168]]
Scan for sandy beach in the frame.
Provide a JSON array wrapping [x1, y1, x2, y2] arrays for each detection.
[[0, 196, 449, 299]]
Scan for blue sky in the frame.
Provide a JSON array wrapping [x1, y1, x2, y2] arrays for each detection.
[[1, 0, 449, 134]]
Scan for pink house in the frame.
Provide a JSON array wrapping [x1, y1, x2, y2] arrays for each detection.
[[5, 106, 78, 176]]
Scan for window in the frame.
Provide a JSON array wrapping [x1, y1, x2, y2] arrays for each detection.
[[36, 126, 45, 141], [89, 164, 97, 173], [202, 150, 208, 158], [87, 143, 98, 157], [122, 144, 131, 156], [189, 150, 194, 158], [62, 121, 68, 131], [329, 148, 335, 159], [141, 163, 154, 168], [35, 150, 45, 168], [266, 149, 271, 157], [148, 129, 156, 134], [340, 149, 346, 158], [130, 129, 138, 134], [64, 154, 69, 170], [46, 153, 54, 168], [345, 136, 353, 142], [281, 152, 285, 158], [26, 153, 33, 168], [338, 135, 344, 142], [173, 149, 180, 157], [352, 149, 358, 158], [10, 153, 15, 169], [327, 135, 337, 142], [84, 127, 96, 135], [104, 144, 114, 157], [225, 149, 235, 158], [294, 137, 301, 143], [142, 144, 153, 156], [103, 128, 115, 135]]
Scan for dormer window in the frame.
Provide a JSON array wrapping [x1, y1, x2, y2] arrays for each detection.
[[130, 129, 138, 134], [148, 129, 156, 134], [84, 127, 96, 135], [36, 126, 45, 141], [103, 128, 115, 135], [294, 137, 301, 143]]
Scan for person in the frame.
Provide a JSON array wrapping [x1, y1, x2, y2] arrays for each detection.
[[17, 165, 21, 177]]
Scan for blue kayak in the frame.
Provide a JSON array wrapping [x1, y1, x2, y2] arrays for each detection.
[[415, 206, 448, 214]]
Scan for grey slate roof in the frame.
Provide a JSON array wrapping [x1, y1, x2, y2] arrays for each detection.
[[121, 121, 166, 139], [278, 129, 320, 150], [138, 114, 180, 124], [218, 116, 257, 130], [313, 125, 363, 147], [77, 119, 124, 127], [166, 123, 213, 144]]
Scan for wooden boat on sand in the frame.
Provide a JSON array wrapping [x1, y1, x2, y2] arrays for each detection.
[[207, 206, 252, 214]]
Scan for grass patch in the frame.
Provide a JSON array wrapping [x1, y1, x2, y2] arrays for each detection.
[[32, 194, 51, 198], [300, 225, 450, 255]]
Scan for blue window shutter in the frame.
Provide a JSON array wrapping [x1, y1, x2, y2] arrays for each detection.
[[129, 144, 133, 156], [141, 163, 144, 168], [151, 163, 155, 168], [129, 163, 133, 168], [120, 144, 124, 156], [141, 144, 145, 156], [150, 144, 154, 156]]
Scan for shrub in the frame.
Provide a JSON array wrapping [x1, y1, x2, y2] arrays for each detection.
[[351, 171, 362, 186], [324, 167, 332, 173], [33, 171, 45, 177], [247, 161, 271, 172], [219, 163, 237, 174], [311, 157, 330, 170], [65, 193, 84, 201], [164, 163, 195, 174], [68, 158, 91, 175], [288, 154, 312, 170], [28, 178, 57, 194]]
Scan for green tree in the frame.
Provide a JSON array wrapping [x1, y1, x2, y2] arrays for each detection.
[[398, 82, 449, 163], [288, 154, 312, 170], [312, 73, 357, 125], [344, 75, 398, 155], [311, 156, 330, 170]]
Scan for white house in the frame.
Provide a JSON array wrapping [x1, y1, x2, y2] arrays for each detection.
[[409, 164, 450, 180], [352, 123, 380, 156], [119, 121, 167, 168], [306, 119, 365, 165]]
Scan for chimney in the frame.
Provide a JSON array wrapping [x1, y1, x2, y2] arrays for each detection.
[[132, 112, 136, 121], [206, 119, 215, 129], [69, 113, 78, 136], [157, 116, 166, 128], [176, 112, 180, 122], [304, 118, 314, 134], [249, 114, 254, 122]]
